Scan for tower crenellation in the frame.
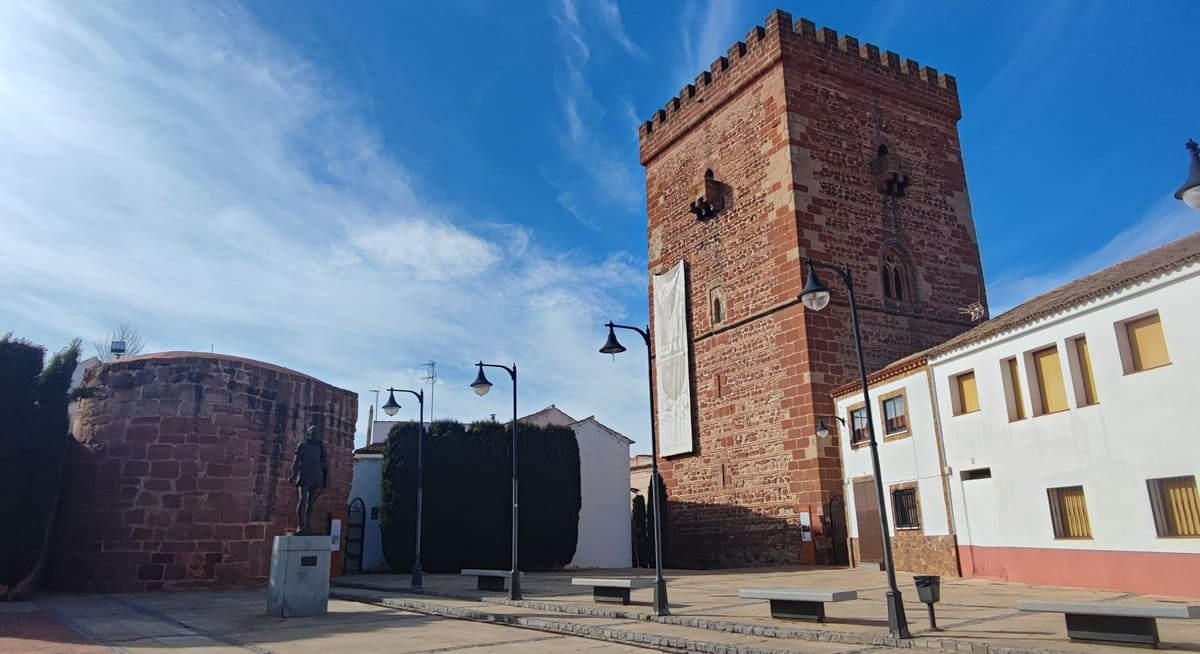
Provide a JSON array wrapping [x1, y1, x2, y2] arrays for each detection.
[[640, 10, 959, 165]]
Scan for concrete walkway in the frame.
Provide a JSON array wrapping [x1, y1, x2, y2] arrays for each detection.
[[3, 590, 649, 653], [333, 566, 1200, 653]]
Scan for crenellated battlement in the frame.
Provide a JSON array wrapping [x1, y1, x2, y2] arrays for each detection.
[[639, 9, 960, 162]]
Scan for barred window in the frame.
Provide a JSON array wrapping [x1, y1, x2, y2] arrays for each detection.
[[892, 488, 919, 529], [1047, 486, 1092, 539], [1147, 476, 1200, 537]]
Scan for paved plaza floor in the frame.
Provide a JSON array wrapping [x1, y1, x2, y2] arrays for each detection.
[[3, 566, 1197, 653]]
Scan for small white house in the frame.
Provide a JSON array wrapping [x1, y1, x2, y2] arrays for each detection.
[[520, 405, 634, 569], [349, 406, 633, 572], [835, 231, 1200, 598]]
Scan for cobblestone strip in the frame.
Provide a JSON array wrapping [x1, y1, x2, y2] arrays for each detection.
[[333, 589, 807, 654], [332, 586, 1082, 654]]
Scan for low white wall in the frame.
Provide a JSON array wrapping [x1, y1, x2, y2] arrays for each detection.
[[349, 456, 387, 572]]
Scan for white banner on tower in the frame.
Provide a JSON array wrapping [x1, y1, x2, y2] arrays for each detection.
[[652, 260, 694, 456]]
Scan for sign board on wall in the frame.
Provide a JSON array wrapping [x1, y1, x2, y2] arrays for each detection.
[[652, 260, 694, 456], [330, 519, 342, 552]]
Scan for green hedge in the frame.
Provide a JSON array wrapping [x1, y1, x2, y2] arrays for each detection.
[[0, 335, 79, 596], [381, 419, 581, 573]]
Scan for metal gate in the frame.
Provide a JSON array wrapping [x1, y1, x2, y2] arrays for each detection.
[[343, 497, 365, 575], [826, 494, 849, 565]]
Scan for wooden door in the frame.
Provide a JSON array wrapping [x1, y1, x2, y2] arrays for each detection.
[[853, 478, 883, 564]]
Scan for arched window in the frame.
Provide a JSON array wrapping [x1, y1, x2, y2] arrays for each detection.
[[880, 248, 912, 303], [712, 296, 724, 323]]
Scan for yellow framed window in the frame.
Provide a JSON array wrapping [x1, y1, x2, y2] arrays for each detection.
[[1127, 314, 1170, 372], [1048, 486, 1092, 539], [1148, 476, 1200, 537], [1074, 337, 1099, 406], [1033, 346, 1068, 414], [954, 371, 979, 415], [1004, 357, 1026, 420]]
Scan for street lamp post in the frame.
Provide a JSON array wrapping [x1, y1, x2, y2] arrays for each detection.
[[470, 361, 521, 601], [600, 322, 670, 616], [1176, 139, 1200, 211], [382, 386, 425, 589], [799, 259, 911, 639]]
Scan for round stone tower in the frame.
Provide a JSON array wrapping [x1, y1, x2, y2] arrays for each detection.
[[48, 352, 356, 592]]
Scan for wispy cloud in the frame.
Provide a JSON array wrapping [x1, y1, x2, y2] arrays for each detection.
[[550, 0, 643, 225], [0, 2, 652, 447], [675, 0, 741, 90], [595, 0, 643, 57], [987, 200, 1200, 313]]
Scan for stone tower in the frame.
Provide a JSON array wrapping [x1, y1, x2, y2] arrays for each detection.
[[639, 10, 987, 567]]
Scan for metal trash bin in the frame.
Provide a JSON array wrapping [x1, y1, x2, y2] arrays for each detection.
[[913, 575, 941, 629], [913, 575, 940, 603]]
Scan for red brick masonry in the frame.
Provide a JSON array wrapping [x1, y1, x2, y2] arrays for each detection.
[[48, 352, 356, 592]]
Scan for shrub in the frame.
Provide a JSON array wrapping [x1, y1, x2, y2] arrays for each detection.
[[0, 336, 80, 596], [381, 419, 581, 573]]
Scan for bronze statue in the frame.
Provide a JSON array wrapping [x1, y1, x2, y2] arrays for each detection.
[[289, 425, 328, 535]]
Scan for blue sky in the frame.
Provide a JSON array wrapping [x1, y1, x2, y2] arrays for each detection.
[[2, 1, 1197, 453]]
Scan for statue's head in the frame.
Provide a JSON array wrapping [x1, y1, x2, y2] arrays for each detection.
[[306, 425, 322, 442]]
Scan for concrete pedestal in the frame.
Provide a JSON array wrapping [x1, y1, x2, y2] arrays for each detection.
[[267, 535, 330, 618]]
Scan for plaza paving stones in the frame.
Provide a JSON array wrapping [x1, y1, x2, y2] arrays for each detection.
[[13, 590, 653, 653], [333, 566, 1200, 653]]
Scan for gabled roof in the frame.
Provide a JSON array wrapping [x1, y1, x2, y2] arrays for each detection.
[[519, 404, 577, 427], [928, 230, 1200, 359], [571, 415, 635, 445], [354, 442, 385, 455], [835, 230, 1200, 397]]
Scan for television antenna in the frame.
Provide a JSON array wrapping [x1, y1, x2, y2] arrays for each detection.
[[420, 361, 437, 422], [957, 301, 986, 322]]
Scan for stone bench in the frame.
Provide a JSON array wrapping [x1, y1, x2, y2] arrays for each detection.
[[460, 569, 521, 592], [739, 588, 857, 622], [571, 577, 654, 605], [1019, 600, 1200, 648]]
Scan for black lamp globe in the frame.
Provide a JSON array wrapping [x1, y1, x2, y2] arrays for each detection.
[[470, 364, 492, 396], [1176, 139, 1200, 211], [600, 323, 627, 354], [799, 262, 832, 311], [381, 389, 401, 417]]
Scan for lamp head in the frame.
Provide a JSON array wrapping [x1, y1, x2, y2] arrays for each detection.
[[799, 261, 832, 311], [816, 416, 830, 439], [382, 388, 400, 416], [470, 363, 492, 396], [600, 323, 627, 355], [1176, 139, 1200, 211]]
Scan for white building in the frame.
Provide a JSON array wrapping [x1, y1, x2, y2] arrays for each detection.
[[520, 405, 634, 569], [835, 231, 1200, 597], [350, 406, 633, 572]]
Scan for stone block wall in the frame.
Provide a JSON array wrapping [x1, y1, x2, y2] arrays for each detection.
[[851, 534, 961, 578], [640, 10, 986, 567], [47, 352, 356, 592]]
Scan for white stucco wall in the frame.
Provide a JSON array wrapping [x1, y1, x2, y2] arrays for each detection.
[[568, 418, 632, 568], [929, 263, 1200, 556], [349, 455, 387, 572], [836, 369, 951, 540]]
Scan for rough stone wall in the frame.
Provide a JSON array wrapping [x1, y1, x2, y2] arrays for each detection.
[[48, 352, 356, 592], [640, 10, 986, 568], [851, 535, 960, 578]]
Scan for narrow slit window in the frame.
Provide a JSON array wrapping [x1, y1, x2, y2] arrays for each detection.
[[1073, 337, 1099, 406], [1003, 357, 1026, 421]]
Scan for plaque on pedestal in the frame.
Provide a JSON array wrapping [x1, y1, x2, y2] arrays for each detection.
[[267, 535, 330, 617]]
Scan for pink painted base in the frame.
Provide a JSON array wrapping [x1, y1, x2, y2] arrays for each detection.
[[959, 545, 1200, 598]]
